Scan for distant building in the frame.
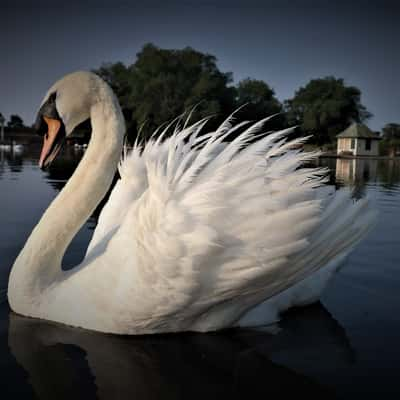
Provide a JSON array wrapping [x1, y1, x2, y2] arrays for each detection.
[[336, 123, 381, 157]]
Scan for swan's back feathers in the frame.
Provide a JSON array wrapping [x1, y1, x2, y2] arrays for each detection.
[[86, 146, 149, 255], [88, 114, 375, 332]]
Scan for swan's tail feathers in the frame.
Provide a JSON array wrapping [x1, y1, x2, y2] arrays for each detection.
[[108, 114, 377, 332], [296, 189, 377, 278], [237, 188, 377, 328]]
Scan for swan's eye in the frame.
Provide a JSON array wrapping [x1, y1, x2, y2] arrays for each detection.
[[34, 92, 60, 137]]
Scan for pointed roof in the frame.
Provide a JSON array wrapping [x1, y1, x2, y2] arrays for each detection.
[[336, 123, 381, 139]]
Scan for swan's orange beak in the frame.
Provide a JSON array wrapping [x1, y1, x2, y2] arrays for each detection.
[[39, 116, 63, 169]]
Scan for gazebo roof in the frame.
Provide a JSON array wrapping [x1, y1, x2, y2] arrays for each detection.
[[336, 123, 381, 139]]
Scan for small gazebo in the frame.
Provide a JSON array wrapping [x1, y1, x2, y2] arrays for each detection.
[[336, 123, 381, 157]]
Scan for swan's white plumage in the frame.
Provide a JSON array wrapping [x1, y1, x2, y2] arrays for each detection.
[[8, 72, 376, 334], [85, 113, 374, 333]]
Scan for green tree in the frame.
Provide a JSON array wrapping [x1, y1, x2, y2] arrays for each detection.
[[95, 43, 236, 142], [382, 123, 400, 157], [95, 62, 136, 141], [131, 44, 236, 139], [382, 123, 400, 140], [7, 114, 25, 129], [96, 62, 132, 104], [236, 78, 283, 130], [285, 77, 371, 145], [0, 112, 5, 142]]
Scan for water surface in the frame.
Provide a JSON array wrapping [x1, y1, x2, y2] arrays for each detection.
[[0, 146, 399, 399]]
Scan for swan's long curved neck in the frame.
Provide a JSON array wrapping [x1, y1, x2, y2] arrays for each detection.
[[8, 88, 125, 310]]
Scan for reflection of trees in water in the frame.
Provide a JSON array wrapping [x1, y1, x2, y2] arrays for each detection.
[[44, 147, 118, 227], [0, 148, 25, 174], [317, 157, 400, 199], [44, 147, 82, 191], [0, 150, 5, 178], [376, 159, 400, 191], [7, 154, 24, 173], [7, 302, 351, 400]]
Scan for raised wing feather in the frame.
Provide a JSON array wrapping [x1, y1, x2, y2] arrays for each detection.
[[95, 114, 375, 332]]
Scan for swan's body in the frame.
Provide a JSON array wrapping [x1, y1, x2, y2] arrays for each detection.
[[8, 72, 375, 334]]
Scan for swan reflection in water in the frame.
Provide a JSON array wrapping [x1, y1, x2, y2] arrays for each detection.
[[8, 303, 352, 399]]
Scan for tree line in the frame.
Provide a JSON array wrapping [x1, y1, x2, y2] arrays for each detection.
[[381, 123, 400, 157], [0, 113, 26, 129], [1, 43, 398, 152], [93, 43, 374, 146]]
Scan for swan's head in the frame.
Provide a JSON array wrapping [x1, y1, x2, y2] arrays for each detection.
[[34, 71, 101, 169]]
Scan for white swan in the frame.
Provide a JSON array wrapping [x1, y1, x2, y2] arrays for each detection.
[[12, 141, 24, 153], [0, 143, 11, 151], [8, 71, 375, 334]]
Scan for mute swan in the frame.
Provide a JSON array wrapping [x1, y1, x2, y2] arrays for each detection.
[[7, 71, 375, 334], [12, 141, 24, 153], [0, 143, 11, 151]]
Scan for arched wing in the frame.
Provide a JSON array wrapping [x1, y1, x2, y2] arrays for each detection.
[[104, 115, 375, 331]]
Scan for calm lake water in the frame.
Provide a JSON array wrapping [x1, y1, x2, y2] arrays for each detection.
[[0, 145, 399, 399]]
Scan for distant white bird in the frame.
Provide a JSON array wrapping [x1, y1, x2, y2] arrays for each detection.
[[0, 143, 11, 151], [12, 141, 23, 153], [73, 143, 88, 150], [8, 72, 375, 334], [0, 141, 23, 152]]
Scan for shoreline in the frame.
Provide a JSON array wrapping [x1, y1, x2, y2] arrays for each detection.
[[319, 153, 400, 160]]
